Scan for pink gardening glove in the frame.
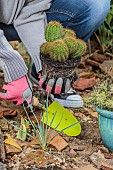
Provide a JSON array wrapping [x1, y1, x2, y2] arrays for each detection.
[[0, 76, 32, 106]]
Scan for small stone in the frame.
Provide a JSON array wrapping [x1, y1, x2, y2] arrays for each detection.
[[70, 149, 76, 155], [0, 162, 7, 170]]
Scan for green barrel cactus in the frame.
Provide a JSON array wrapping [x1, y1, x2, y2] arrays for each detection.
[[63, 28, 76, 38], [63, 36, 78, 54], [49, 39, 69, 62], [45, 21, 64, 42], [40, 42, 52, 55], [71, 39, 87, 58]]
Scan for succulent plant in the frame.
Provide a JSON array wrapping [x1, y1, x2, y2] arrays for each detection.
[[40, 42, 52, 55], [49, 39, 69, 62], [71, 39, 87, 58], [45, 21, 64, 42], [63, 28, 76, 38], [84, 80, 113, 111], [63, 36, 78, 54]]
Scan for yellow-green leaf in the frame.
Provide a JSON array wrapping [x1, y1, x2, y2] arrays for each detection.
[[4, 134, 22, 151]]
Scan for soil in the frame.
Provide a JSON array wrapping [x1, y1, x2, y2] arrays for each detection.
[[0, 39, 113, 170]]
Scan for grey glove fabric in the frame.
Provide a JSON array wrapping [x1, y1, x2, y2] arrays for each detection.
[[0, 29, 28, 82], [0, 0, 52, 82], [14, 0, 52, 73]]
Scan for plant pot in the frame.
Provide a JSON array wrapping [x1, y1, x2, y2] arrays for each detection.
[[41, 55, 81, 82], [95, 106, 113, 152]]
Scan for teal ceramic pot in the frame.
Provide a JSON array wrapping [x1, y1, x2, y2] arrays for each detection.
[[95, 106, 113, 152]]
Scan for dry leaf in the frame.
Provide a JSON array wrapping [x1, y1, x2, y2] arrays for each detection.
[[0, 118, 8, 130], [72, 76, 96, 90], [0, 106, 17, 118], [16, 116, 27, 141], [0, 132, 6, 161], [4, 134, 22, 151], [5, 144, 21, 154]]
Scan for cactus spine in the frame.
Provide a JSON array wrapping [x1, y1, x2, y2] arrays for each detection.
[[63, 36, 78, 54], [40, 42, 52, 55], [63, 28, 76, 38], [71, 39, 87, 58], [49, 39, 69, 62], [45, 21, 64, 42]]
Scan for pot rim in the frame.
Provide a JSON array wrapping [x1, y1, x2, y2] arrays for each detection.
[[95, 106, 113, 119]]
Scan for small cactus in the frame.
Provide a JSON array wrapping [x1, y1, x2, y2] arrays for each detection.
[[49, 39, 69, 62], [63, 28, 76, 38], [45, 21, 64, 42], [40, 42, 52, 55], [63, 36, 78, 54], [71, 39, 87, 58]]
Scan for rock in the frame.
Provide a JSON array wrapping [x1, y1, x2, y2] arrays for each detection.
[[72, 76, 96, 90], [70, 144, 86, 151], [50, 135, 68, 151], [70, 149, 76, 155], [98, 158, 113, 170], [0, 162, 7, 170], [89, 150, 105, 166]]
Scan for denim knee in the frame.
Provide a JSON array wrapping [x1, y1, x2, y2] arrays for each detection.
[[47, 0, 110, 41], [86, 0, 110, 30]]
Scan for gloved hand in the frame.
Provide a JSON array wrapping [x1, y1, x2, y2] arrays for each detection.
[[30, 64, 76, 94], [0, 76, 32, 106], [38, 74, 71, 94]]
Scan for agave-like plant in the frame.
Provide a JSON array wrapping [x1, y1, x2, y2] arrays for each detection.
[[4, 96, 82, 150]]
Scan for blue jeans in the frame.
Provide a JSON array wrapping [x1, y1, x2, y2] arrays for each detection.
[[1, 0, 110, 42]]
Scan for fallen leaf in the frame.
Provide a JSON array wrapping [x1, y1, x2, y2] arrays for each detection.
[[0, 118, 8, 130], [0, 106, 17, 118], [16, 116, 27, 141], [27, 136, 40, 147], [5, 144, 22, 154], [91, 53, 109, 63], [0, 132, 6, 161], [4, 134, 22, 151], [79, 72, 95, 78], [72, 76, 96, 90]]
